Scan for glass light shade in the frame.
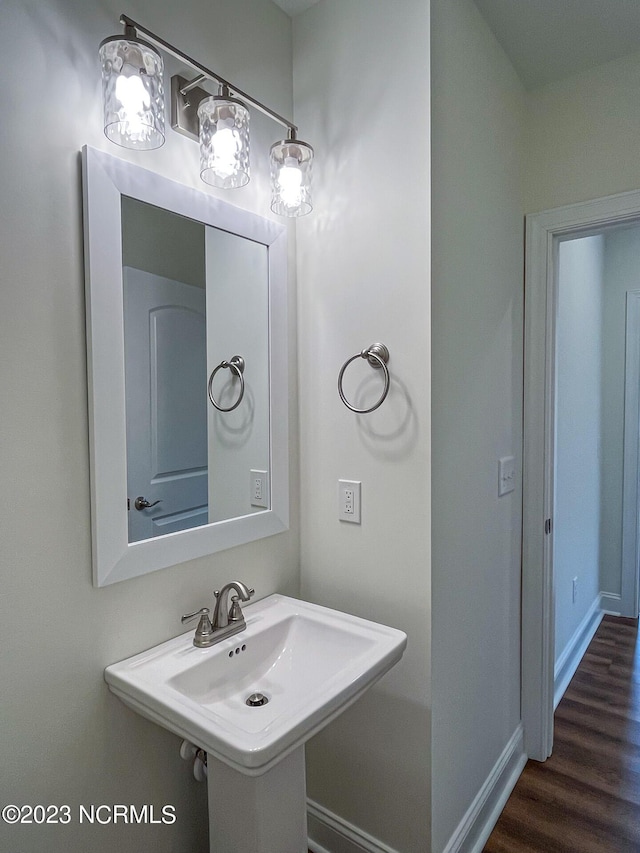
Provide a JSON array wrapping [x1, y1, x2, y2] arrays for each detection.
[[269, 139, 314, 217], [99, 37, 165, 150], [198, 96, 250, 189]]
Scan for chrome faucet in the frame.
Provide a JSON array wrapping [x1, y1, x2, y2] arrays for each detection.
[[212, 581, 255, 630], [181, 581, 255, 648]]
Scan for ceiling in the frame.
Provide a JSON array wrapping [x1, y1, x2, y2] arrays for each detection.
[[471, 0, 640, 89], [271, 0, 320, 17], [272, 0, 640, 91]]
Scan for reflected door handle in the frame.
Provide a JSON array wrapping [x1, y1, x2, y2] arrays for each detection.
[[134, 496, 162, 511]]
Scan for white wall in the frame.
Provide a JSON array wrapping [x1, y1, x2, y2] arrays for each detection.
[[431, 0, 524, 849], [293, 1, 432, 850], [600, 226, 640, 598], [525, 49, 640, 213], [0, 1, 299, 851], [554, 236, 604, 663], [206, 228, 270, 521], [523, 47, 640, 615], [430, 12, 640, 852]]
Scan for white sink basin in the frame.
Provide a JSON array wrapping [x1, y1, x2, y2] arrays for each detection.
[[105, 594, 406, 776]]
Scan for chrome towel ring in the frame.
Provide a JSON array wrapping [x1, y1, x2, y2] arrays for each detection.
[[338, 343, 390, 414], [207, 355, 245, 412]]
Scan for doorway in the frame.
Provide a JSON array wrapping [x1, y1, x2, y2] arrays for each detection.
[[522, 188, 640, 762]]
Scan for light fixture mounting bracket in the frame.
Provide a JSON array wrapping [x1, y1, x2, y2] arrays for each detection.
[[119, 14, 297, 134], [171, 75, 210, 142]]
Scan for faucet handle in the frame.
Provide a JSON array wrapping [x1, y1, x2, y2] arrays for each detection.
[[181, 607, 215, 647], [181, 606, 210, 624], [229, 597, 243, 622], [229, 589, 255, 622]]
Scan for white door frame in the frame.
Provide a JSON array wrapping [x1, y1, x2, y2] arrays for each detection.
[[621, 291, 640, 619], [523, 188, 640, 762]]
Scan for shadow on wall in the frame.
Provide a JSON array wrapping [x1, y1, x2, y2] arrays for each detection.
[[332, 365, 419, 462]]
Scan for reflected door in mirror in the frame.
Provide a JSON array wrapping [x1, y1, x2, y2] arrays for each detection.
[[124, 267, 208, 542]]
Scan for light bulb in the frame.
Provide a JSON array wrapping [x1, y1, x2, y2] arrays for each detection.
[[114, 74, 151, 143], [198, 95, 250, 189], [277, 160, 303, 210], [211, 127, 241, 180], [269, 138, 314, 217]]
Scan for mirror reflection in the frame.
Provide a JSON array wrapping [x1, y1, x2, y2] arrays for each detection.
[[121, 198, 270, 544]]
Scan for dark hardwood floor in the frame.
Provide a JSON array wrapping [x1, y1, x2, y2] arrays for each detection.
[[484, 614, 640, 852]]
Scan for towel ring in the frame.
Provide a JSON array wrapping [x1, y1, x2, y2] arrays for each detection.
[[207, 355, 245, 412], [338, 343, 390, 414]]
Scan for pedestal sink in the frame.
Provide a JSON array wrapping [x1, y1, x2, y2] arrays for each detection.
[[105, 594, 407, 852]]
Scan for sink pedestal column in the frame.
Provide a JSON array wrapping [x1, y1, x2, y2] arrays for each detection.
[[207, 746, 307, 853]]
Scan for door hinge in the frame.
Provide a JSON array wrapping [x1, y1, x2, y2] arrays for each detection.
[[545, 517, 552, 535]]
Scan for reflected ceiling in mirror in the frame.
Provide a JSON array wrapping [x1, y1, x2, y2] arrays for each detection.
[[82, 146, 288, 586]]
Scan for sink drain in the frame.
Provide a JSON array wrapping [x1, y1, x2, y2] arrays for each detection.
[[245, 692, 269, 707]]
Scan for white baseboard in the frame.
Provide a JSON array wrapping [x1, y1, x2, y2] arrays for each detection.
[[309, 726, 526, 853], [600, 590, 622, 616], [553, 594, 603, 709], [307, 799, 399, 853], [442, 723, 526, 853]]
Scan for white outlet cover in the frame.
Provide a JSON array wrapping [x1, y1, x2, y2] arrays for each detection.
[[498, 456, 516, 497], [338, 479, 361, 523], [250, 469, 269, 508]]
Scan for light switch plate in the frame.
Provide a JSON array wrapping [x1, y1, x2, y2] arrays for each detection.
[[498, 456, 516, 497]]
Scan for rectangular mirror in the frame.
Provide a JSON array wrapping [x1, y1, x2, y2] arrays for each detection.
[[82, 146, 288, 586]]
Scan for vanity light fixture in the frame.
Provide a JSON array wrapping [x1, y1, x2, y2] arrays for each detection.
[[99, 15, 314, 217], [270, 130, 314, 217], [99, 24, 165, 150], [198, 86, 250, 189]]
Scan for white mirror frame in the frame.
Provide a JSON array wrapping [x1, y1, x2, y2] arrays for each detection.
[[82, 146, 289, 587]]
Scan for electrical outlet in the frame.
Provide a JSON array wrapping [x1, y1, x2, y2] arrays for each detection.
[[572, 577, 578, 604], [338, 480, 361, 523], [498, 456, 516, 497], [250, 470, 269, 508]]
